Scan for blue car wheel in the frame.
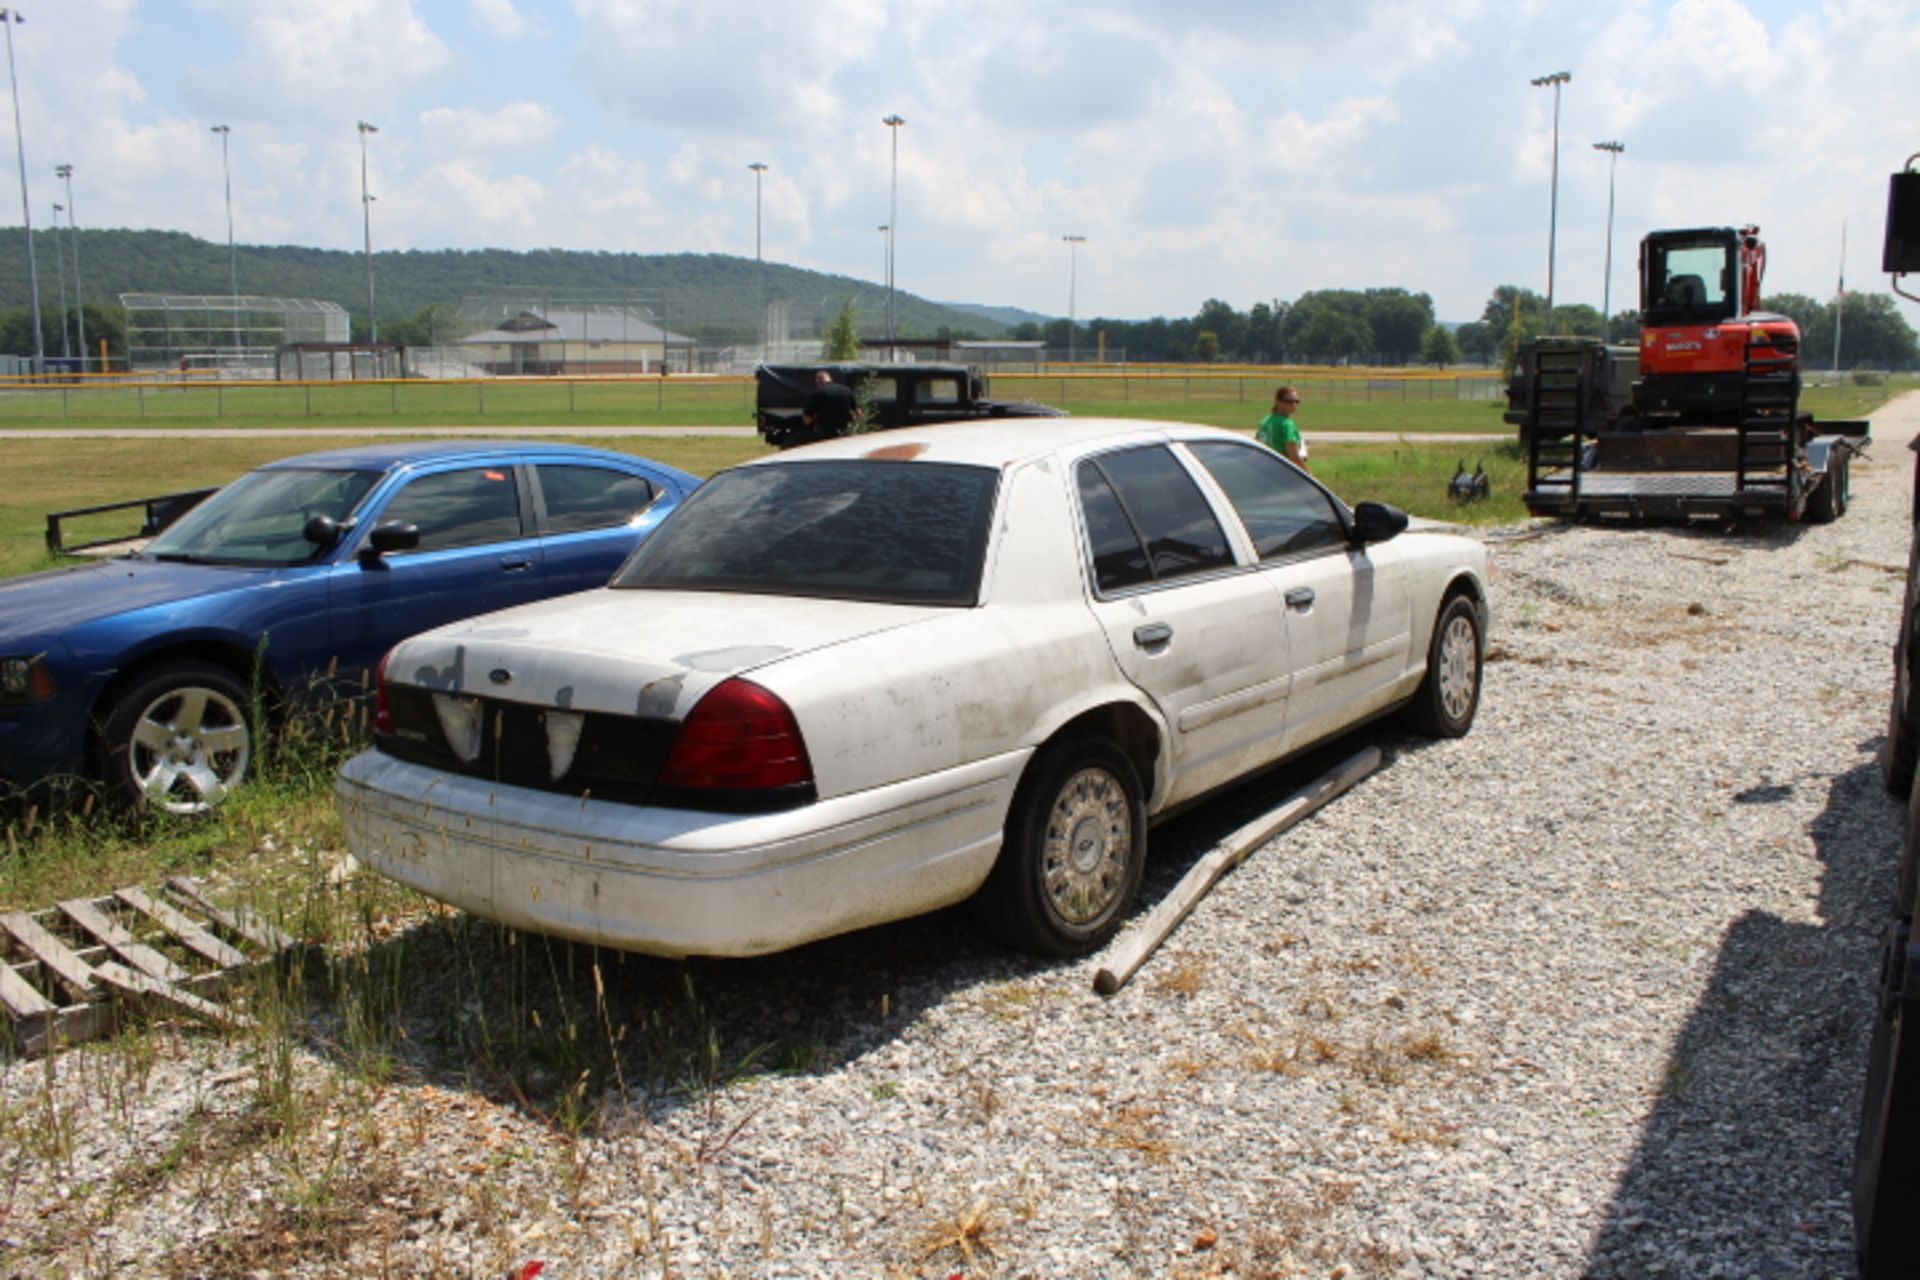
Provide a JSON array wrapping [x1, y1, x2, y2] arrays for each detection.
[[100, 659, 254, 815]]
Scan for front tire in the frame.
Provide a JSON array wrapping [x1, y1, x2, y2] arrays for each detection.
[[977, 739, 1147, 957], [1406, 593, 1483, 738], [100, 660, 253, 815]]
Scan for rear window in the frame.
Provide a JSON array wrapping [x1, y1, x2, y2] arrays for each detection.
[[612, 460, 998, 606]]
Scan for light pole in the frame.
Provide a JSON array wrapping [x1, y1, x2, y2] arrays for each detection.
[[749, 161, 767, 364], [2, 9, 44, 373], [1062, 235, 1085, 365], [48, 198, 65, 357], [357, 120, 378, 345], [54, 160, 80, 367], [882, 113, 904, 356], [1592, 141, 1623, 337], [211, 125, 240, 356], [1531, 71, 1571, 336]]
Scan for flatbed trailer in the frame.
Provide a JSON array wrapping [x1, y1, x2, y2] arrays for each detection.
[[1507, 336, 1869, 523]]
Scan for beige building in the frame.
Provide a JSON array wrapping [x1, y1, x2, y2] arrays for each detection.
[[458, 308, 695, 375]]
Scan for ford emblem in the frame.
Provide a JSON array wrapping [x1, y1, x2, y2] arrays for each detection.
[[489, 668, 513, 686]]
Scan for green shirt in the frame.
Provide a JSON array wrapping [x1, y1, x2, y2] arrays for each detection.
[[1257, 412, 1302, 454]]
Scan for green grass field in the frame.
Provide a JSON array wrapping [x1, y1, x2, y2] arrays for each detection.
[[1, 371, 1908, 579]]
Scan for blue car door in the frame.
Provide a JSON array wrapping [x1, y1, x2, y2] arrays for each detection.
[[529, 459, 677, 594], [325, 462, 548, 684]]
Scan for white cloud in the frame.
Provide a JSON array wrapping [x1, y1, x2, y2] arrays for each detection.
[[416, 102, 562, 157], [470, 0, 529, 41]]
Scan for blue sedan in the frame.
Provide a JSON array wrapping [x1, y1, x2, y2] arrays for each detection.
[[0, 440, 699, 813]]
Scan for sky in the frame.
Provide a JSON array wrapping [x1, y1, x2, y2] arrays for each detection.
[[7, 0, 1920, 328]]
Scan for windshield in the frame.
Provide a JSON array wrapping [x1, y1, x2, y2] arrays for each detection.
[[612, 460, 998, 606], [146, 467, 382, 566]]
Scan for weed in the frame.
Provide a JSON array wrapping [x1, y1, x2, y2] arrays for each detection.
[[916, 1196, 995, 1272]]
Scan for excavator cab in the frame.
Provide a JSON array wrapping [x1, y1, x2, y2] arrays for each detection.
[[1634, 224, 1798, 425], [1641, 227, 1742, 327]]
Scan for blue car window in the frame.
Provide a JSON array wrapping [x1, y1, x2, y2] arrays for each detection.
[[146, 467, 380, 566], [381, 467, 525, 552], [535, 464, 656, 534], [1187, 441, 1346, 559]]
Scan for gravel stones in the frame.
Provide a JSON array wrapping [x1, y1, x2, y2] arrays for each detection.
[[6, 400, 1916, 1277]]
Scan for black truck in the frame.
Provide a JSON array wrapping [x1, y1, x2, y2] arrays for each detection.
[[753, 362, 1063, 449], [1853, 156, 1920, 1279]]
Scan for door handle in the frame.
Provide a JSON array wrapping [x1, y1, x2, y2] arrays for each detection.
[[500, 556, 534, 573], [1133, 622, 1173, 648], [1285, 587, 1315, 610]]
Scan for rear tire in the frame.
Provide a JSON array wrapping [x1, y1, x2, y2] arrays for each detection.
[[1405, 594, 1483, 738], [1853, 880, 1920, 1276], [976, 739, 1146, 957]]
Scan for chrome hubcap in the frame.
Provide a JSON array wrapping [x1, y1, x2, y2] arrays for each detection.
[[1437, 614, 1479, 723], [1042, 767, 1131, 926], [127, 685, 251, 815]]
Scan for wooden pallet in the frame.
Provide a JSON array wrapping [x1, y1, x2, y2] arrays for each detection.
[[0, 876, 296, 1058]]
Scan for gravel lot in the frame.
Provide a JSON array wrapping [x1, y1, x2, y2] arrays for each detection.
[[6, 394, 1916, 1279]]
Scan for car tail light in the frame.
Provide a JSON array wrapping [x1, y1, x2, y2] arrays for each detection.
[[372, 649, 395, 736], [660, 678, 813, 793]]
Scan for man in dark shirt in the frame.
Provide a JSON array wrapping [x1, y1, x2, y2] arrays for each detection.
[[802, 370, 857, 440]]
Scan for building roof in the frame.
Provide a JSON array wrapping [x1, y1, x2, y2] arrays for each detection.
[[460, 309, 693, 347]]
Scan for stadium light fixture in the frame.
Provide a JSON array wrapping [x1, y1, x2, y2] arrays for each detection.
[[1531, 71, 1571, 335], [750, 161, 767, 363], [53, 160, 81, 367], [1593, 140, 1624, 330], [882, 114, 904, 356], [211, 125, 240, 356], [1062, 235, 1086, 366], [1, 9, 44, 373], [358, 120, 379, 344]]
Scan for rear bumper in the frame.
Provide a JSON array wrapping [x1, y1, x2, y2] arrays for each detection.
[[335, 746, 1028, 957]]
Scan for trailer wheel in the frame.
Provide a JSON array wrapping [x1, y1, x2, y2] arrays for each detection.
[[1806, 468, 1840, 523]]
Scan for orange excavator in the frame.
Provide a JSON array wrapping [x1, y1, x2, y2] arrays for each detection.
[[1509, 222, 1869, 522], [1631, 224, 1799, 426]]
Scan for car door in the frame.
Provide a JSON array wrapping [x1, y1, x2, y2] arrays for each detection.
[[325, 462, 548, 685], [529, 460, 674, 594], [1075, 443, 1295, 805], [1184, 441, 1411, 742]]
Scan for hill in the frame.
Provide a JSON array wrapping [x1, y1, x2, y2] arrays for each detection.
[[0, 228, 1009, 342]]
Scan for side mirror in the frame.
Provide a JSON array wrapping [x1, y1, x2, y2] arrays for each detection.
[[364, 520, 421, 556], [303, 515, 343, 549], [1350, 501, 1409, 545], [1887, 170, 1920, 275]]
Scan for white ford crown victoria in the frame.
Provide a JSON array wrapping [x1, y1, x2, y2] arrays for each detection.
[[337, 418, 1489, 958]]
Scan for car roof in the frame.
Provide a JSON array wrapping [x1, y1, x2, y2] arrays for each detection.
[[257, 440, 654, 472], [745, 417, 1249, 471]]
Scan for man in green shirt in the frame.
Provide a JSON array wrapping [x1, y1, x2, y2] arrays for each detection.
[[1257, 385, 1309, 472]]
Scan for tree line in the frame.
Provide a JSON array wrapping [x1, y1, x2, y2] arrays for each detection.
[[0, 224, 1912, 370], [1032, 283, 1917, 371]]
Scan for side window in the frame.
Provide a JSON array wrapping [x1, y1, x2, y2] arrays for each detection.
[[1076, 445, 1234, 592], [868, 376, 899, 405], [1188, 441, 1346, 559], [536, 463, 656, 534], [1078, 465, 1153, 593], [380, 466, 524, 552], [919, 376, 962, 405]]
